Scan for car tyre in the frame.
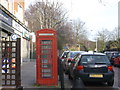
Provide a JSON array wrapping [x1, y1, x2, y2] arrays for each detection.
[[107, 79, 114, 86]]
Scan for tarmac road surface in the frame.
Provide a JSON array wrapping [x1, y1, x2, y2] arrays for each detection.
[[21, 60, 120, 90]]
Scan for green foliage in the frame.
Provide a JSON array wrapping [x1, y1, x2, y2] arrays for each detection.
[[105, 38, 120, 50]]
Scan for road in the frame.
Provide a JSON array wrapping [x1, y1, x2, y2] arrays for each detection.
[[21, 60, 120, 90], [64, 66, 120, 90]]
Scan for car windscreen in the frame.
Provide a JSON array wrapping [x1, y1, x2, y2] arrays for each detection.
[[80, 55, 111, 65], [70, 52, 81, 58], [113, 53, 119, 58], [105, 53, 112, 58], [62, 52, 69, 57]]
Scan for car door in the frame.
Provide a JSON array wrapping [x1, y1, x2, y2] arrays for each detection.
[[70, 55, 81, 78], [62, 51, 69, 70]]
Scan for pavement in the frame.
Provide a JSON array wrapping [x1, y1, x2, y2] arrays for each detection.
[[21, 60, 63, 89], [21, 61, 36, 88]]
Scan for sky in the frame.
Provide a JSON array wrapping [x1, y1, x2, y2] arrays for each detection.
[[25, 0, 119, 40]]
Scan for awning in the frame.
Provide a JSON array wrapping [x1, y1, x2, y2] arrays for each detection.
[[0, 20, 14, 33]]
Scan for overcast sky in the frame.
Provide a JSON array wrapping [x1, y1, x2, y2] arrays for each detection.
[[25, 0, 119, 40]]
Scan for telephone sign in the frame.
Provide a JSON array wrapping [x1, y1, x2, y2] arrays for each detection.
[[11, 34, 18, 40], [36, 29, 58, 86]]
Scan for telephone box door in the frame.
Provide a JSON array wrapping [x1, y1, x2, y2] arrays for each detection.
[[36, 29, 58, 86]]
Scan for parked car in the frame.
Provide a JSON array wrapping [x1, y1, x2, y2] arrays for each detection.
[[68, 53, 81, 78], [104, 51, 119, 65], [113, 54, 120, 67], [111, 52, 119, 65], [68, 52, 114, 86], [63, 51, 85, 74], [60, 51, 69, 61], [60, 51, 69, 70], [104, 51, 113, 60]]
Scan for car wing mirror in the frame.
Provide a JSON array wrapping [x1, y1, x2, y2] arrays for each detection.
[[64, 55, 67, 58]]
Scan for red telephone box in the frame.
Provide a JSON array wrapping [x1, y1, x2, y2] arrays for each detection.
[[36, 29, 58, 86]]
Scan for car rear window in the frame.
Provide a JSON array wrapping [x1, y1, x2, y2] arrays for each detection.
[[80, 55, 110, 65]]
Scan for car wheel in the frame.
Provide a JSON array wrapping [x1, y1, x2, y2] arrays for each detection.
[[107, 79, 114, 86]]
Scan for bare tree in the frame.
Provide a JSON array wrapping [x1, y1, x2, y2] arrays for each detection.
[[98, 29, 110, 41], [56, 21, 74, 49], [71, 19, 88, 50], [97, 28, 111, 51], [73, 19, 87, 41], [25, 0, 68, 31], [25, 0, 76, 50], [110, 27, 119, 41], [107, 27, 120, 49]]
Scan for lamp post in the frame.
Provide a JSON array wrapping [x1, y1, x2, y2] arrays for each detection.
[[95, 38, 98, 52], [95, 36, 99, 52]]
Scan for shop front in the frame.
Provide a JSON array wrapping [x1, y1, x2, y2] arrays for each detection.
[[0, 4, 31, 62]]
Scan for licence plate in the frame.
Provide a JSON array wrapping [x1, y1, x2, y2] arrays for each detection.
[[89, 74, 103, 78]]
